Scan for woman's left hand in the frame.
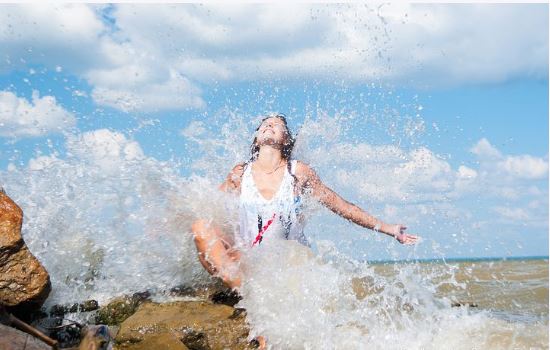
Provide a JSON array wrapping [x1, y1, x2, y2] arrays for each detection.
[[392, 224, 419, 245]]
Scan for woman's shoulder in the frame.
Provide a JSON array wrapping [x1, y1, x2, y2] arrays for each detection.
[[292, 160, 317, 178]]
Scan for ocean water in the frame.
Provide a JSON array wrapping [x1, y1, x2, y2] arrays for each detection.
[[238, 240, 548, 350], [1, 114, 548, 349]]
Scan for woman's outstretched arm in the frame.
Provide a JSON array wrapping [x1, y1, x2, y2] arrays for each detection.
[[296, 161, 418, 245]]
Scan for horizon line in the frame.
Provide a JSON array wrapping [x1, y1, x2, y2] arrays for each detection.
[[365, 255, 549, 264]]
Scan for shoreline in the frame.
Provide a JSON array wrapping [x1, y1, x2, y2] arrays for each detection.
[[364, 255, 549, 265]]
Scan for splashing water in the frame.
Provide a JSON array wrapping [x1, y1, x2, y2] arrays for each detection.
[[238, 240, 548, 349], [1, 109, 547, 349]]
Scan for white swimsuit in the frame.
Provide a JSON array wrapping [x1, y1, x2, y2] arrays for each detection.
[[238, 160, 308, 248]]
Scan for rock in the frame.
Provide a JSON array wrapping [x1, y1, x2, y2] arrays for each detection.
[[182, 329, 210, 350], [95, 293, 151, 326], [42, 318, 82, 348], [50, 300, 99, 317], [0, 323, 51, 350], [31, 318, 114, 350], [0, 191, 51, 312], [115, 301, 254, 350], [210, 289, 242, 307], [451, 301, 478, 308], [168, 284, 197, 298], [124, 333, 189, 350], [229, 308, 247, 320]]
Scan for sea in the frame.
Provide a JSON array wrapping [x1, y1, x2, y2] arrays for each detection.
[[237, 239, 549, 350]]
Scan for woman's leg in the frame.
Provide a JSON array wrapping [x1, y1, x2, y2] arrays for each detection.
[[191, 219, 242, 289], [193, 221, 266, 349]]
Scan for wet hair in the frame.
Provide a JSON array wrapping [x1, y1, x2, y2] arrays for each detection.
[[249, 113, 295, 162]]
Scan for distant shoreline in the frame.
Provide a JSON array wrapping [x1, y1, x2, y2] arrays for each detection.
[[365, 255, 549, 265]]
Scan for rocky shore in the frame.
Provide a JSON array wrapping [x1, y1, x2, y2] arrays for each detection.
[[3, 287, 255, 350], [0, 190, 51, 317], [0, 190, 256, 350], [110, 295, 253, 350]]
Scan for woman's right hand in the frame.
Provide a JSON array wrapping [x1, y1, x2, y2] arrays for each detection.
[[391, 224, 420, 245]]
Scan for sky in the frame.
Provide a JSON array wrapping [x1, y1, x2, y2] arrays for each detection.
[[0, 3, 548, 260]]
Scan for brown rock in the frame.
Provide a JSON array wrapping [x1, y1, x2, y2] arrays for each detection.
[[115, 301, 254, 350], [95, 292, 151, 326], [0, 324, 51, 350], [0, 191, 51, 309], [122, 333, 189, 350]]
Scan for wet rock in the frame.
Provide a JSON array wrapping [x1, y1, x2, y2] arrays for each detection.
[[81, 241, 105, 290], [31, 318, 114, 350], [0, 191, 51, 313], [50, 300, 99, 316], [351, 276, 384, 300], [31, 316, 82, 348], [451, 301, 478, 308], [0, 323, 51, 350], [95, 296, 137, 326], [169, 284, 197, 298], [115, 301, 254, 350], [95, 293, 151, 326], [181, 329, 210, 350], [131, 291, 151, 303], [124, 332, 189, 350], [229, 308, 247, 320], [210, 289, 242, 307], [53, 322, 83, 348]]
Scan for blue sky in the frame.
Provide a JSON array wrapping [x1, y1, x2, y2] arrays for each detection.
[[0, 3, 548, 260]]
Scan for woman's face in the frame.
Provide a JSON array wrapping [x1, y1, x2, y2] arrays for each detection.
[[256, 117, 288, 147]]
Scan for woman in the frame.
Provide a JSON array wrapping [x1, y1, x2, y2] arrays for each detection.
[[192, 113, 419, 290]]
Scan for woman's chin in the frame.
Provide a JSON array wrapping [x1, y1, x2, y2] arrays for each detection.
[[258, 139, 281, 147]]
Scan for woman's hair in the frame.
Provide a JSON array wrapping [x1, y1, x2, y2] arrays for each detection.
[[249, 113, 295, 162]]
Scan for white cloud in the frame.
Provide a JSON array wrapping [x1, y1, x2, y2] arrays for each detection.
[[90, 70, 204, 113], [0, 4, 205, 113], [305, 140, 456, 204], [378, 4, 548, 85], [500, 155, 548, 180], [0, 90, 76, 137], [66, 129, 144, 174], [293, 117, 547, 236], [492, 206, 531, 221], [180, 120, 206, 139], [492, 187, 520, 200], [528, 200, 542, 210], [471, 138, 548, 180], [0, 4, 109, 73], [1, 4, 547, 112], [470, 138, 502, 159], [111, 4, 334, 62], [459, 138, 548, 226], [457, 165, 477, 179], [160, 3, 547, 85], [28, 154, 60, 171]]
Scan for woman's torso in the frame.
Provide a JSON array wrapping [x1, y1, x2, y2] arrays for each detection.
[[237, 160, 307, 248]]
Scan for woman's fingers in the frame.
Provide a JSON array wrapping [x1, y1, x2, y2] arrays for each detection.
[[403, 234, 419, 245], [392, 225, 420, 245], [397, 232, 420, 245]]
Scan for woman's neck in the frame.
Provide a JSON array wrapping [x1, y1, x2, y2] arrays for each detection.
[[255, 145, 285, 171]]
